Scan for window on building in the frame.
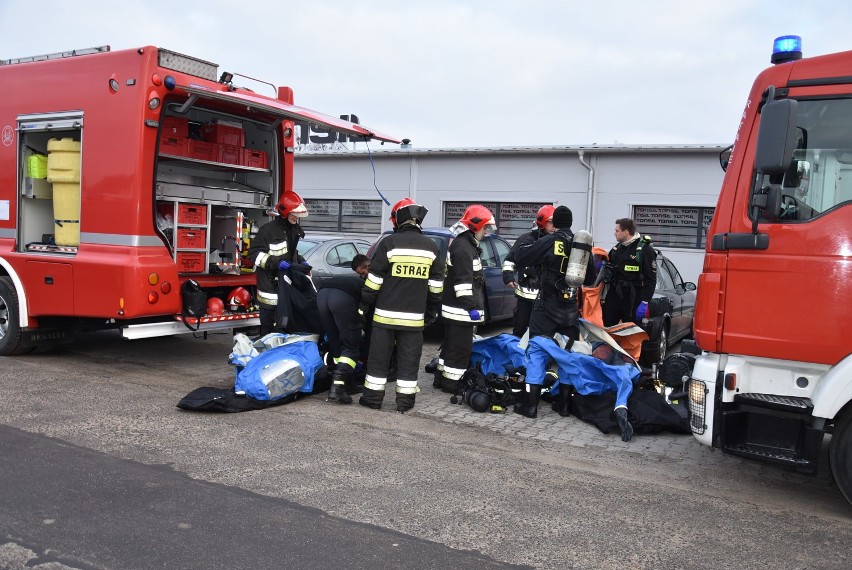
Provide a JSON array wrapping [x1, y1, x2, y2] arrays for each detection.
[[443, 202, 550, 239], [632, 205, 715, 249], [301, 199, 382, 234]]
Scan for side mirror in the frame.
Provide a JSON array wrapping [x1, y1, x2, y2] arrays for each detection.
[[719, 144, 733, 172], [755, 98, 799, 176], [684, 282, 697, 292]]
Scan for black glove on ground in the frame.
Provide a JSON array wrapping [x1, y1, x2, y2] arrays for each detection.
[[614, 407, 634, 442]]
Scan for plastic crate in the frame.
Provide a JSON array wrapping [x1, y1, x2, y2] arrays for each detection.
[[162, 116, 189, 138], [177, 251, 206, 273], [201, 121, 244, 147], [188, 139, 218, 162], [177, 203, 208, 225], [242, 148, 268, 169], [176, 227, 207, 249], [218, 144, 242, 165], [159, 135, 189, 157]]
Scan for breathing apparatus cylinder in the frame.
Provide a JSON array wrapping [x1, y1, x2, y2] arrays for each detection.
[[562, 230, 593, 299]]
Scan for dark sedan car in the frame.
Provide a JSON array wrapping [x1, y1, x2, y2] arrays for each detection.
[[637, 250, 697, 365], [296, 235, 373, 286], [368, 228, 516, 323]]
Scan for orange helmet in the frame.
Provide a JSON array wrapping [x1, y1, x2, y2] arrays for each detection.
[[460, 204, 496, 233], [535, 205, 555, 229], [275, 191, 308, 218], [226, 287, 252, 312], [390, 197, 427, 228], [206, 297, 224, 316]]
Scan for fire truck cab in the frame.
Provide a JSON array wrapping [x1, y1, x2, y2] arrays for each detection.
[[687, 36, 852, 504], [0, 45, 396, 355]]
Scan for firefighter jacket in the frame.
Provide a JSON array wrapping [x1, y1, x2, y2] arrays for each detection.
[[514, 228, 596, 302], [360, 225, 443, 330], [502, 228, 546, 300], [441, 230, 486, 324], [247, 217, 305, 307], [607, 234, 657, 304]]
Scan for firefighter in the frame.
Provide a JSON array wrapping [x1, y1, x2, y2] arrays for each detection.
[[601, 218, 657, 327], [358, 199, 443, 413], [512, 206, 596, 418], [247, 191, 309, 336], [436, 205, 496, 394], [502, 205, 556, 338], [318, 255, 371, 404]]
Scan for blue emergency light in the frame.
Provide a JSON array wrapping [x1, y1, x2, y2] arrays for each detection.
[[771, 35, 803, 65]]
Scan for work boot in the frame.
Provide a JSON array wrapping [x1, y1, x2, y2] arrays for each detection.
[[551, 384, 572, 417], [326, 369, 352, 404], [440, 375, 460, 395], [396, 392, 416, 414], [358, 387, 384, 410], [513, 384, 542, 419], [432, 371, 443, 389]]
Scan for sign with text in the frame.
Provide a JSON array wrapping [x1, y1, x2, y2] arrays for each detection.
[[342, 200, 382, 216]]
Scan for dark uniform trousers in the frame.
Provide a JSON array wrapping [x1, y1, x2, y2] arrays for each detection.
[[602, 281, 641, 327], [529, 291, 580, 343], [439, 321, 476, 391], [316, 287, 361, 371], [513, 297, 534, 338], [363, 327, 423, 405]]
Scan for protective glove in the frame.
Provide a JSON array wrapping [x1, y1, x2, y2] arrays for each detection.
[[278, 260, 291, 271], [468, 309, 482, 321], [614, 407, 634, 442], [300, 261, 312, 270], [424, 311, 438, 326], [635, 301, 649, 320], [357, 305, 369, 327]]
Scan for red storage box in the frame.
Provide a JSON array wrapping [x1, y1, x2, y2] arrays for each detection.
[[177, 203, 208, 225], [159, 135, 188, 157], [201, 121, 244, 147], [176, 228, 207, 249], [162, 116, 189, 138], [218, 144, 242, 165], [242, 148, 268, 169], [188, 139, 218, 162], [177, 252, 206, 273]]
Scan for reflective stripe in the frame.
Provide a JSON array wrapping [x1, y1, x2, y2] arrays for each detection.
[[442, 365, 466, 380], [336, 356, 357, 369], [455, 283, 473, 296], [79, 232, 163, 247], [366, 273, 383, 287], [364, 375, 387, 390], [269, 240, 288, 256], [395, 379, 419, 394], [429, 282, 444, 294], [472, 259, 482, 271], [386, 247, 437, 262], [374, 308, 425, 328], [515, 286, 539, 300], [256, 252, 270, 269], [502, 260, 515, 272], [624, 265, 640, 272], [441, 304, 484, 322], [256, 290, 278, 305]]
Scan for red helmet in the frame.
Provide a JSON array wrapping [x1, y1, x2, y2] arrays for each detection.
[[275, 191, 308, 218], [390, 197, 427, 228], [226, 287, 252, 312], [460, 204, 496, 233], [206, 297, 224, 316], [535, 205, 555, 229]]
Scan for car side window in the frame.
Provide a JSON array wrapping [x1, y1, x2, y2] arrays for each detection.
[[662, 258, 683, 286], [657, 259, 675, 291], [356, 241, 371, 255], [328, 243, 359, 267], [492, 237, 511, 265], [479, 239, 497, 268]]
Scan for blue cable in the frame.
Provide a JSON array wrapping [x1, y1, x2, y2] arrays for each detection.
[[363, 137, 391, 206]]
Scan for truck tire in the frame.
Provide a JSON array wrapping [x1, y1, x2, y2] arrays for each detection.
[[0, 276, 28, 356], [830, 408, 852, 505]]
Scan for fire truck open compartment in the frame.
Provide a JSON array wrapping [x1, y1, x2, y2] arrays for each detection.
[[154, 102, 277, 276]]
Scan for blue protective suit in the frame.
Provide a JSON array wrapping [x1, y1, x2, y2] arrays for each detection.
[[470, 333, 526, 376], [231, 334, 322, 400], [525, 336, 638, 409]]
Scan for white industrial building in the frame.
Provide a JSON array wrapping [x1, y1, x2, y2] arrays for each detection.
[[293, 144, 728, 282]]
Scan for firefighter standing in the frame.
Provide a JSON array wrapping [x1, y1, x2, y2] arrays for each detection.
[[502, 205, 555, 338], [248, 192, 309, 336], [358, 199, 443, 413], [513, 206, 596, 418], [436, 205, 496, 394], [318, 255, 370, 404], [601, 218, 657, 327]]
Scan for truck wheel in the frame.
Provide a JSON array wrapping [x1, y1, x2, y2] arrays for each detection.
[[0, 276, 28, 356], [830, 408, 852, 505]]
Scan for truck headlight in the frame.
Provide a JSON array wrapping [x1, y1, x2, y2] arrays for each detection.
[[688, 379, 707, 435], [688, 378, 706, 406]]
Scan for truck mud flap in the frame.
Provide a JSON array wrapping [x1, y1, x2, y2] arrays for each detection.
[[21, 328, 76, 349]]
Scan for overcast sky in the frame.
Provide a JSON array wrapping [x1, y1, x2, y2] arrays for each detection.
[[3, 1, 851, 149]]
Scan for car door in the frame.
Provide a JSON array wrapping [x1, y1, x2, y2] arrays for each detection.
[[662, 257, 696, 339], [316, 241, 362, 284], [489, 236, 515, 321], [476, 237, 504, 320]]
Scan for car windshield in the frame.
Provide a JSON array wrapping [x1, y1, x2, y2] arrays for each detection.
[[297, 239, 321, 257]]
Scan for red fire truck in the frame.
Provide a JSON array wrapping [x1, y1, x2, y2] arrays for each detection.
[[687, 36, 852, 503], [0, 45, 397, 355]]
